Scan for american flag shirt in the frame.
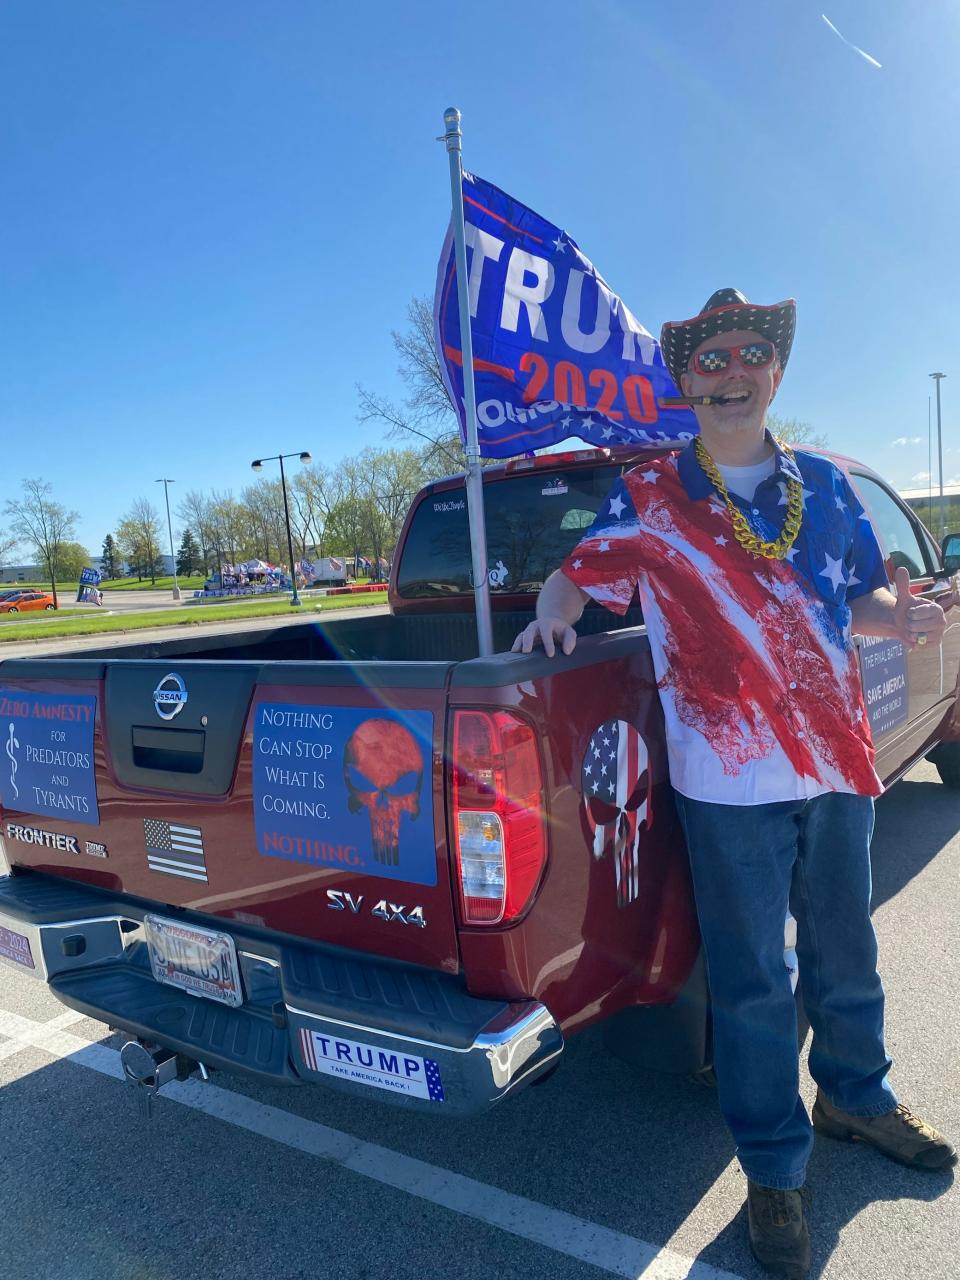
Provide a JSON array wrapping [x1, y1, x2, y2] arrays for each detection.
[[562, 436, 888, 805]]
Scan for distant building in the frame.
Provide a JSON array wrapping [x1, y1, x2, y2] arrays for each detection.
[[0, 563, 43, 584], [113, 554, 176, 578], [898, 484, 960, 537]]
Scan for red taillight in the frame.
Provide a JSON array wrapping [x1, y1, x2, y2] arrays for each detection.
[[450, 710, 547, 926]]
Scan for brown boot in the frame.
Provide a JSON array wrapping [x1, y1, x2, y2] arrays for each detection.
[[746, 1181, 810, 1279], [812, 1091, 957, 1170]]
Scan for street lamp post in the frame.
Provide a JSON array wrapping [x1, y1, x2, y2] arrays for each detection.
[[929, 373, 947, 540], [155, 478, 181, 601], [251, 450, 312, 607]]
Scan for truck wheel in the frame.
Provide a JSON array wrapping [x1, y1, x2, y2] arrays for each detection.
[[928, 741, 960, 788]]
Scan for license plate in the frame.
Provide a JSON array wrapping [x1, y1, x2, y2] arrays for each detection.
[[0, 923, 35, 971], [144, 914, 242, 1008]]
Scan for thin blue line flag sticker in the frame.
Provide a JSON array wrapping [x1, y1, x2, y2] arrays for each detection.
[[0, 690, 100, 825], [434, 170, 698, 458]]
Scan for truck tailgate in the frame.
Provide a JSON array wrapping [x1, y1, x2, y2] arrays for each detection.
[[0, 659, 461, 974]]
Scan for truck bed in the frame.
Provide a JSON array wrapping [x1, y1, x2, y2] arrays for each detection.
[[3, 606, 642, 667], [0, 606, 655, 981]]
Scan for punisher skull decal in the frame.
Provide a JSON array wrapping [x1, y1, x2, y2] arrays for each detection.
[[343, 719, 424, 865], [580, 720, 652, 907]]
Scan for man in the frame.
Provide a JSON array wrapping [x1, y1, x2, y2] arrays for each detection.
[[513, 289, 955, 1279]]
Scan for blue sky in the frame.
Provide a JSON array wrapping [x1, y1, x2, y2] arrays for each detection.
[[1, 1, 957, 555]]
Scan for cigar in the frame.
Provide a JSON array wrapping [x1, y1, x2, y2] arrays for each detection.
[[659, 395, 727, 407]]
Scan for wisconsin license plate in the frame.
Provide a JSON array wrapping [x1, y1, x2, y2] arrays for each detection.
[[144, 914, 242, 1008]]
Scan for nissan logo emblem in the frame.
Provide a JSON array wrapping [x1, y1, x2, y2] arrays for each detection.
[[153, 672, 188, 721]]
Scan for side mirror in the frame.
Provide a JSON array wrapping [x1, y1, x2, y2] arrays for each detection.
[[941, 533, 960, 574]]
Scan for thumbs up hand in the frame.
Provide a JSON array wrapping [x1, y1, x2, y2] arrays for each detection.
[[893, 565, 946, 650]]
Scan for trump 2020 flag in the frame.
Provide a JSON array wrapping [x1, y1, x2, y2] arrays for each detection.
[[434, 172, 696, 458], [76, 566, 102, 605]]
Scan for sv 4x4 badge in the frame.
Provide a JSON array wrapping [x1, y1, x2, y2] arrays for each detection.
[[326, 889, 426, 928]]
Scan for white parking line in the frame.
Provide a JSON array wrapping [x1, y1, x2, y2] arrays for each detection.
[[0, 1037, 29, 1062], [0, 1008, 743, 1280], [45, 1010, 88, 1029]]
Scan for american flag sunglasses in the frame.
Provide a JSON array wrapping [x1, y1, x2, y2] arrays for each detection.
[[692, 339, 776, 375]]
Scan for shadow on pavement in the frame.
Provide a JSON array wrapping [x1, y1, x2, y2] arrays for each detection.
[[693, 1135, 954, 1279], [1, 1015, 954, 1280], [870, 776, 960, 912]]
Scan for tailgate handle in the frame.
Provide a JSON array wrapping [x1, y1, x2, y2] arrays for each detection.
[[131, 726, 206, 775]]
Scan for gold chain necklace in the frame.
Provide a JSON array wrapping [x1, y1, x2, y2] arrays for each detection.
[[695, 437, 803, 560]]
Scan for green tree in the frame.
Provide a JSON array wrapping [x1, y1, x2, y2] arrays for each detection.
[[176, 528, 202, 576], [53, 541, 92, 584], [101, 533, 121, 579], [767, 412, 827, 449], [323, 493, 376, 571], [3, 478, 79, 607]]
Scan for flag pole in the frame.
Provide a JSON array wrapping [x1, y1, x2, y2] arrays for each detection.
[[441, 107, 494, 657]]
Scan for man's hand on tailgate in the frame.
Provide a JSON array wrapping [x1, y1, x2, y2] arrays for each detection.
[[512, 616, 579, 656], [511, 570, 589, 656]]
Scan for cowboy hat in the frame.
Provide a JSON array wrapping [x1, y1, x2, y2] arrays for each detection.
[[660, 288, 796, 389]]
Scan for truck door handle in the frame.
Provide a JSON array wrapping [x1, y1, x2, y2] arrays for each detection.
[[131, 726, 206, 774]]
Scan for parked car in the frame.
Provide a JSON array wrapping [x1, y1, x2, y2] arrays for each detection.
[[0, 590, 56, 614], [0, 444, 958, 1118]]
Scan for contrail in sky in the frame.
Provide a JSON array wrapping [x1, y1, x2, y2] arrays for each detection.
[[821, 14, 882, 68]]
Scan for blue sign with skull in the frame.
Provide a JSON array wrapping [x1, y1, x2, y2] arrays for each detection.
[[252, 703, 436, 886]]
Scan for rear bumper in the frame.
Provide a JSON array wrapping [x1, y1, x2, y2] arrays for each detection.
[[0, 871, 562, 1115]]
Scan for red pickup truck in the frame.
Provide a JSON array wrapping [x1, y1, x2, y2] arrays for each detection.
[[1, 445, 958, 1113]]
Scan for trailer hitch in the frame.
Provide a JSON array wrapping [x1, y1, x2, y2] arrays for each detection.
[[120, 1040, 206, 1119]]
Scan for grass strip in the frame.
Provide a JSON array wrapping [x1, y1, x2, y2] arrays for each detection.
[[0, 593, 388, 643], [0, 608, 93, 624], [99, 576, 207, 591]]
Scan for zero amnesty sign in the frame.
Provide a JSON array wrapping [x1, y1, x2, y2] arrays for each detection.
[[0, 690, 99, 825]]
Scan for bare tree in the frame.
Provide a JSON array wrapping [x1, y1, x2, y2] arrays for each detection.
[[206, 491, 247, 573], [357, 295, 468, 473], [767, 412, 828, 449], [359, 447, 429, 572], [3, 478, 79, 606], [294, 463, 349, 558], [176, 489, 215, 572], [117, 498, 165, 583], [321, 459, 371, 572], [241, 478, 287, 563]]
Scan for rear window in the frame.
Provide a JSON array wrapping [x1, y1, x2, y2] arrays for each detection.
[[397, 464, 625, 598]]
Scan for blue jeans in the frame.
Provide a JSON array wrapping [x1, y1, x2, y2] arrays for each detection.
[[674, 791, 897, 1190]]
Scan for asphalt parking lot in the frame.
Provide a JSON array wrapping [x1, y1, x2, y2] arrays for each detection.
[[0, 757, 957, 1280]]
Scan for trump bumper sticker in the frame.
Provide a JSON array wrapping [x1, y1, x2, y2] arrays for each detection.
[[298, 1028, 445, 1101]]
